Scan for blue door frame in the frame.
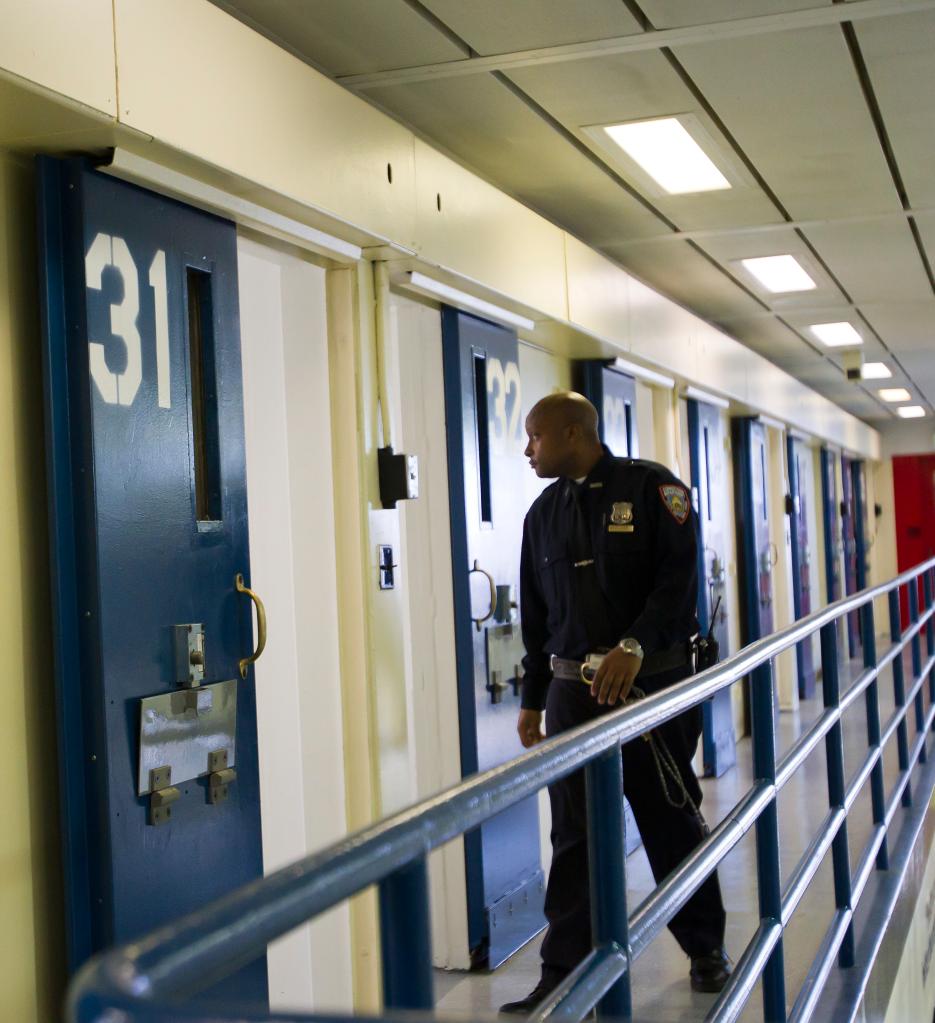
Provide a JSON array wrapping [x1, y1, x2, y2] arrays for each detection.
[[841, 455, 861, 658], [578, 360, 638, 457], [37, 159, 266, 1003], [787, 436, 816, 699], [820, 448, 842, 606], [578, 361, 643, 848], [732, 418, 776, 730], [441, 307, 544, 968], [687, 399, 736, 776]]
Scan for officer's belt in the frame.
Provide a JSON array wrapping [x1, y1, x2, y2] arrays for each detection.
[[550, 642, 692, 682]]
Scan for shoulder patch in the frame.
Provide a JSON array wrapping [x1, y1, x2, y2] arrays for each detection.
[[659, 484, 690, 524]]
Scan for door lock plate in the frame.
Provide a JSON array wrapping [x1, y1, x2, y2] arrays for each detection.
[[174, 623, 206, 688]]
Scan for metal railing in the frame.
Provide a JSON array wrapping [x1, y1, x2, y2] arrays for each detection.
[[69, 557, 935, 1023]]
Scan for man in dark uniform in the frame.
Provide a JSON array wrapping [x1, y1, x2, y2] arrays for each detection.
[[500, 392, 730, 1014]]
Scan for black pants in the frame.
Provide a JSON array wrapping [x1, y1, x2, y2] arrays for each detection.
[[540, 666, 726, 971]]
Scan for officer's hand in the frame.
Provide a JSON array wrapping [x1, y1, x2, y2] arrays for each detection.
[[517, 709, 544, 748], [591, 647, 642, 706]]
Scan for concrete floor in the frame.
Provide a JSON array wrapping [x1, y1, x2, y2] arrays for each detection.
[[432, 642, 931, 1022]]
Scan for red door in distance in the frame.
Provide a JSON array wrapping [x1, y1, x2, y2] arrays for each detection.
[[893, 453, 935, 628]]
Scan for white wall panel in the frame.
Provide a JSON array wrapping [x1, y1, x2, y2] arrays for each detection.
[[0, 0, 116, 115], [115, 0, 417, 247], [413, 140, 567, 322], [239, 238, 352, 1011]]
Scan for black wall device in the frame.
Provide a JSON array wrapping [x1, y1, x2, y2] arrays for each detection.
[[378, 446, 420, 509]]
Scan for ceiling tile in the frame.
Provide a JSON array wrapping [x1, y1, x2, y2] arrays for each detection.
[[695, 227, 848, 313], [212, 0, 465, 75], [854, 11, 935, 210], [507, 52, 785, 232], [861, 303, 935, 355], [640, 1, 833, 29], [604, 239, 765, 322], [419, 0, 642, 55], [667, 25, 902, 219], [895, 353, 935, 408], [803, 217, 932, 304]]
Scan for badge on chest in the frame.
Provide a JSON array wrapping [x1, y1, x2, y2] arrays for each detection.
[[608, 501, 634, 533]]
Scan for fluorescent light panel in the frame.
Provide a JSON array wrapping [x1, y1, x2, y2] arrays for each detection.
[[741, 255, 816, 293], [878, 388, 911, 402], [683, 385, 730, 409], [612, 357, 675, 389], [897, 406, 926, 419], [405, 272, 535, 331], [861, 362, 892, 379], [603, 118, 731, 195], [809, 321, 863, 347]]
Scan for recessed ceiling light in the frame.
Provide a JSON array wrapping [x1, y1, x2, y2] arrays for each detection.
[[603, 118, 731, 194], [878, 388, 912, 402], [861, 362, 892, 379], [740, 255, 816, 293], [809, 322, 863, 347], [897, 405, 926, 419]]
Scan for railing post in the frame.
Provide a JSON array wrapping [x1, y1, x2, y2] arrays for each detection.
[[888, 590, 912, 806], [586, 744, 631, 1020], [820, 622, 855, 966], [861, 602, 888, 870], [378, 857, 433, 1010], [924, 571, 935, 709], [750, 660, 786, 1021], [909, 582, 925, 751]]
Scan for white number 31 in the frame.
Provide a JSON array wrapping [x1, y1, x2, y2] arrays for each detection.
[[85, 233, 170, 409]]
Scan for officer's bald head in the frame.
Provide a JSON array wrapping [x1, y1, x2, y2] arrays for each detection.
[[524, 391, 603, 479], [527, 392, 600, 441]]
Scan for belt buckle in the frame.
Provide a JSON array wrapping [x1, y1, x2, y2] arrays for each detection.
[[580, 653, 603, 684]]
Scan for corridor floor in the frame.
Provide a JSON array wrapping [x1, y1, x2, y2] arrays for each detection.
[[432, 643, 930, 1022]]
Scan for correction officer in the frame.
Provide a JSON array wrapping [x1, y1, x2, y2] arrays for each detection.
[[500, 391, 730, 1015]]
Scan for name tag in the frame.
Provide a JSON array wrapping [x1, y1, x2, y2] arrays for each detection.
[[608, 525, 634, 533]]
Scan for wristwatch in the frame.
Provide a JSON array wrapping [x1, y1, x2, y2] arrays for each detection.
[[619, 637, 644, 659]]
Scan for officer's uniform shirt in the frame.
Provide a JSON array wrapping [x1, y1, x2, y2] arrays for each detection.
[[520, 447, 698, 711]]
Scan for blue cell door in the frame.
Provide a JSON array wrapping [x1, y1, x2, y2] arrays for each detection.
[[732, 419, 775, 729], [687, 399, 736, 776], [37, 159, 266, 1004], [441, 307, 544, 968], [578, 361, 638, 456], [787, 437, 816, 698], [841, 454, 861, 658], [578, 361, 642, 850], [820, 448, 843, 606]]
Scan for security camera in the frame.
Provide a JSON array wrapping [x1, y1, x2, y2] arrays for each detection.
[[842, 350, 863, 381]]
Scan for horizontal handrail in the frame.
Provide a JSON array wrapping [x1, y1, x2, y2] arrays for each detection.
[[70, 557, 935, 1022]]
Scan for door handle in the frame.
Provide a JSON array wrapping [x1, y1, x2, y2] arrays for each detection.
[[235, 573, 267, 678], [470, 559, 496, 632]]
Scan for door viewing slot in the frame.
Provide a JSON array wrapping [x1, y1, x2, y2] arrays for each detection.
[[186, 266, 222, 522], [473, 352, 493, 525]]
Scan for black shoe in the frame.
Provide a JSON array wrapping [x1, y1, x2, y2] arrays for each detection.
[[499, 967, 569, 1015], [690, 948, 733, 993]]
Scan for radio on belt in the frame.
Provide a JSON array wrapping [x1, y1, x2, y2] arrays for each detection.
[[378, 445, 419, 508]]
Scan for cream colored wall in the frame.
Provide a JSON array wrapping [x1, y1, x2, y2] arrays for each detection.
[[0, 151, 65, 1022], [238, 236, 352, 1012], [0, 0, 879, 459]]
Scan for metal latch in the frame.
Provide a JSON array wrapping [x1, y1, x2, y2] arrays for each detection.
[[207, 749, 236, 805], [174, 623, 205, 688], [149, 766, 180, 826], [487, 669, 509, 704]]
